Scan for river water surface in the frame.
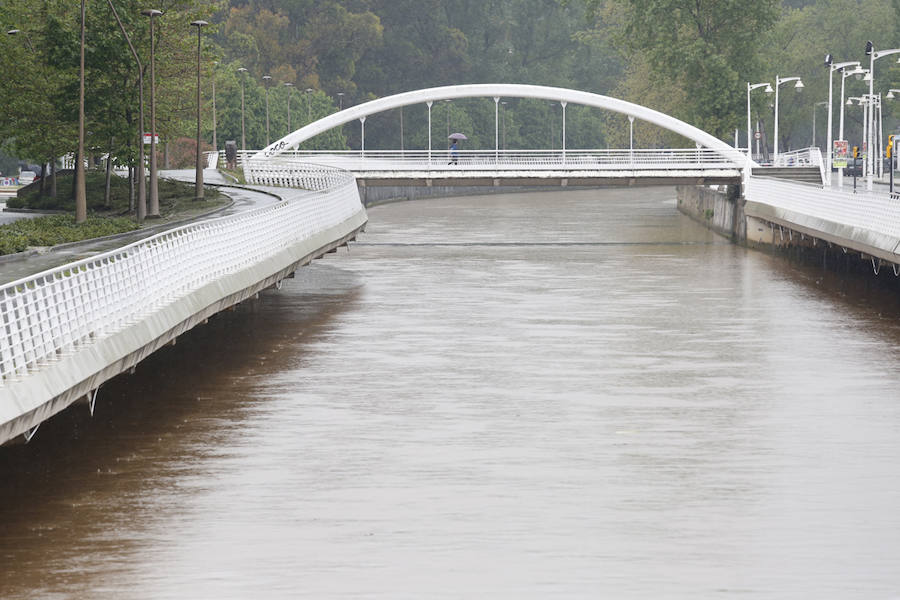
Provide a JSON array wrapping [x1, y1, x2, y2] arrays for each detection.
[[3, 187, 900, 598]]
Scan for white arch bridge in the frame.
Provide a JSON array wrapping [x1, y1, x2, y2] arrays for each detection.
[[244, 84, 755, 190]]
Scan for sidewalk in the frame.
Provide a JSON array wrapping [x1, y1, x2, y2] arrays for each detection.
[[0, 169, 283, 286]]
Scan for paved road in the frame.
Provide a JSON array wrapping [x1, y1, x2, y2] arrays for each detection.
[[0, 169, 283, 286]]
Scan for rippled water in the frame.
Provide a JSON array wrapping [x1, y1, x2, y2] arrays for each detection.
[[3, 187, 900, 598]]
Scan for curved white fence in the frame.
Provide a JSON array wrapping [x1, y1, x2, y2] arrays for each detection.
[[0, 163, 363, 389]]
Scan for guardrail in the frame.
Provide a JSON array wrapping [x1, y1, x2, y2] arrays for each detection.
[[0, 163, 362, 390], [747, 176, 900, 255]]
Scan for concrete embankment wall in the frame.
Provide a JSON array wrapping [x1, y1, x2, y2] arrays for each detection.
[[676, 184, 900, 284], [675, 185, 746, 241], [358, 182, 564, 207]]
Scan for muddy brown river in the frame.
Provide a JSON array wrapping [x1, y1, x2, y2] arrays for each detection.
[[3, 187, 900, 598]]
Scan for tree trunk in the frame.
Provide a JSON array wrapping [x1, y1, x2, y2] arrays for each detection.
[[104, 150, 113, 208], [50, 161, 57, 198], [128, 165, 135, 213]]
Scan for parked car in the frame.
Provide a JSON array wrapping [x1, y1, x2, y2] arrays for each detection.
[[18, 170, 37, 185]]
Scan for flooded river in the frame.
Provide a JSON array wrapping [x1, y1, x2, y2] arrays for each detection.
[[3, 187, 900, 598]]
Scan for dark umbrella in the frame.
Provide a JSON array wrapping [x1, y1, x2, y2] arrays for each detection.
[[448, 133, 468, 140]]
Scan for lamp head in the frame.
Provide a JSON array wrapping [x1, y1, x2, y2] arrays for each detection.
[[865, 40, 874, 56], [794, 80, 804, 90], [889, 91, 896, 99], [764, 84, 774, 94], [141, 9, 162, 17], [190, 20, 208, 28], [825, 53, 833, 67]]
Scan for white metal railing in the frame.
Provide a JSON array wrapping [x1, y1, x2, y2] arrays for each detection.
[[0, 163, 363, 386], [773, 147, 824, 169], [748, 176, 900, 244], [243, 148, 741, 175]]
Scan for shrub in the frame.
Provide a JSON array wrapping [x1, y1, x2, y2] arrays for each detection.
[[0, 214, 139, 256]]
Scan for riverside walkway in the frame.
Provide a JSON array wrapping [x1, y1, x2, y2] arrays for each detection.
[[0, 165, 367, 445]]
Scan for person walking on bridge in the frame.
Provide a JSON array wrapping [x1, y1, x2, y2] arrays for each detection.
[[448, 140, 459, 165]]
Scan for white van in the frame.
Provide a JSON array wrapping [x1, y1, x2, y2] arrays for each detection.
[[18, 170, 36, 185]]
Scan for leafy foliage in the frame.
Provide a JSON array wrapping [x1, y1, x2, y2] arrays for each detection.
[[0, 214, 139, 255]]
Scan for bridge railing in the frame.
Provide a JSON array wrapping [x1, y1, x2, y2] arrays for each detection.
[[244, 149, 741, 174], [0, 163, 362, 387]]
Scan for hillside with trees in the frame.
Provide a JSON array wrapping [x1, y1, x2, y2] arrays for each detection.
[[1, 0, 899, 190]]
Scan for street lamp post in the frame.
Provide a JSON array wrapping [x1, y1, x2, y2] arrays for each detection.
[[262, 75, 272, 146], [427, 100, 433, 164], [284, 82, 293, 134], [494, 97, 500, 162], [141, 8, 162, 217], [561, 101, 567, 164], [824, 57, 861, 185], [190, 20, 207, 201], [305, 88, 313, 123], [838, 67, 868, 188], [211, 61, 218, 154], [337, 92, 344, 111], [75, 0, 87, 223], [747, 82, 773, 158], [237, 67, 247, 150], [864, 42, 900, 190], [774, 75, 804, 164]]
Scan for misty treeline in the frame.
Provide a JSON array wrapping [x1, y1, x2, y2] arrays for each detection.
[[1, 0, 898, 167]]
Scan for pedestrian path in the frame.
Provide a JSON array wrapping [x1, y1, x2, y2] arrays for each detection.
[[0, 169, 282, 286]]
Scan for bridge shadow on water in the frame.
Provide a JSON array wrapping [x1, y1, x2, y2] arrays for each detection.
[[0, 262, 361, 569]]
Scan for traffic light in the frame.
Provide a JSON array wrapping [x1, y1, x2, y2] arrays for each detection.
[[853, 145, 859, 158]]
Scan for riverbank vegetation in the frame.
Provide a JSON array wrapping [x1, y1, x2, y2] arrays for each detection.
[[0, 0, 897, 188]]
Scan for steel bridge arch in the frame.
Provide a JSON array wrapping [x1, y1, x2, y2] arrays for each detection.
[[251, 83, 752, 172]]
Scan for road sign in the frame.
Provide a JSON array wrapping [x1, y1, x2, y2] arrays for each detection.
[[143, 133, 159, 145], [754, 131, 761, 140]]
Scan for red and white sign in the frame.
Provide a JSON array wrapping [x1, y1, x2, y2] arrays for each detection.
[[143, 133, 159, 145]]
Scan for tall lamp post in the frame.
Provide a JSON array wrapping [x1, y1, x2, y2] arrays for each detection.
[[337, 92, 344, 111], [747, 81, 773, 158], [237, 67, 247, 150], [284, 82, 293, 134], [838, 66, 868, 188], [190, 20, 207, 201], [262, 75, 272, 146], [863, 42, 900, 190], [824, 57, 861, 185], [75, 0, 87, 223], [305, 88, 313, 123], [141, 8, 162, 217], [774, 75, 804, 164], [211, 60, 218, 154]]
